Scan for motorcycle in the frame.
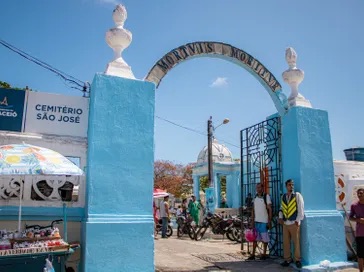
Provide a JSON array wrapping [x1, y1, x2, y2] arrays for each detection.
[[176, 215, 195, 240], [155, 218, 173, 237], [228, 215, 252, 243], [194, 213, 234, 241]]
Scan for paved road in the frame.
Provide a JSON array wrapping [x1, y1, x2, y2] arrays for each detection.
[[155, 234, 359, 272]]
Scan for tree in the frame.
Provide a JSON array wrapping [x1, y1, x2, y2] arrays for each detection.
[[0, 81, 11, 89], [179, 163, 194, 198], [154, 160, 194, 198], [199, 175, 226, 194], [199, 176, 209, 192], [0, 81, 26, 90]]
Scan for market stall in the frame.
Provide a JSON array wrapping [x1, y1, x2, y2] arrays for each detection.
[[0, 144, 83, 272]]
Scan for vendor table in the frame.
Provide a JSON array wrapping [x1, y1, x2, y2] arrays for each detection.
[[0, 248, 74, 272]]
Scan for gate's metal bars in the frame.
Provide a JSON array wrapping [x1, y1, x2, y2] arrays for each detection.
[[240, 117, 283, 257]]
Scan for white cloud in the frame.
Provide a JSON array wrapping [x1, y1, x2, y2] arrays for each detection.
[[210, 77, 228, 88]]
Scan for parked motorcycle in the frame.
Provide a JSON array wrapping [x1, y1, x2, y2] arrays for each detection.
[[176, 215, 195, 240], [194, 213, 233, 241], [155, 218, 173, 237], [228, 215, 252, 243]]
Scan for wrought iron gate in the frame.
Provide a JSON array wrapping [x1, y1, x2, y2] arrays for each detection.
[[240, 116, 283, 257]]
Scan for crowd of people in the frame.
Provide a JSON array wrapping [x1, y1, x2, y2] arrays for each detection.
[[154, 179, 305, 269], [153, 179, 364, 272], [153, 194, 206, 239]]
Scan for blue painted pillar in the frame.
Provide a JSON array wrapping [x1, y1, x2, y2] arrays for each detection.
[[226, 174, 232, 208], [214, 172, 221, 209], [228, 171, 240, 208], [281, 107, 346, 265], [83, 74, 155, 272], [192, 175, 200, 199]]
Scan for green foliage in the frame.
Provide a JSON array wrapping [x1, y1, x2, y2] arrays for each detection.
[[199, 175, 226, 194], [0, 81, 26, 90], [0, 81, 11, 89], [199, 176, 209, 192], [220, 176, 227, 195]]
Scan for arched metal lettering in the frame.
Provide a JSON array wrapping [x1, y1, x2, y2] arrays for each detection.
[[145, 41, 287, 114]]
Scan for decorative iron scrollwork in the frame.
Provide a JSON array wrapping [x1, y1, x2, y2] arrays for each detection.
[[241, 116, 282, 257], [0, 177, 24, 200]]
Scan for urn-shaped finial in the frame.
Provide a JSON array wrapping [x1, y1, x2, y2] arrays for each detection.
[[104, 4, 135, 79], [282, 47, 312, 108]]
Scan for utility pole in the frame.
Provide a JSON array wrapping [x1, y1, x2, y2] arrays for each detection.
[[207, 116, 214, 187]]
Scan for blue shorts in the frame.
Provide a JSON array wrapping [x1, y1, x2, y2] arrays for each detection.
[[255, 222, 270, 243]]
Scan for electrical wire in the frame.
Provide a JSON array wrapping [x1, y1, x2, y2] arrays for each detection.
[[1, 40, 239, 148], [0, 39, 89, 94], [156, 116, 206, 136], [155, 115, 240, 149]]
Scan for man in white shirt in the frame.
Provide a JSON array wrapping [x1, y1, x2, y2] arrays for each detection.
[[159, 195, 170, 238], [247, 183, 272, 260], [278, 179, 304, 269]]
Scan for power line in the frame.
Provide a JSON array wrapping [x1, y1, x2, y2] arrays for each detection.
[[0, 39, 89, 95], [156, 116, 206, 136], [155, 115, 240, 149]]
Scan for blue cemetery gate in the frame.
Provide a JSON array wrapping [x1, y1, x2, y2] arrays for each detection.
[[82, 5, 349, 269], [240, 116, 283, 257]]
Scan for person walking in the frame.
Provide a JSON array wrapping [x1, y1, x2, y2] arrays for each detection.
[[159, 195, 170, 238], [153, 201, 159, 239], [198, 199, 205, 226], [247, 183, 272, 260], [279, 179, 304, 269], [181, 198, 188, 217], [188, 195, 201, 226], [349, 188, 364, 272]]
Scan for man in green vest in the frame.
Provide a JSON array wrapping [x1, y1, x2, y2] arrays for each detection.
[[278, 179, 304, 269]]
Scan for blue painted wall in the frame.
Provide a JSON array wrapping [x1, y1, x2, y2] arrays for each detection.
[[281, 107, 346, 265], [83, 74, 155, 272], [0, 206, 84, 221]]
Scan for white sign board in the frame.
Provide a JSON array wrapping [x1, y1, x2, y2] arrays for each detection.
[[24, 92, 89, 137]]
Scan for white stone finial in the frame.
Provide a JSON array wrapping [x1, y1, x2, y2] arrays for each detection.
[[282, 47, 312, 108], [105, 4, 135, 79]]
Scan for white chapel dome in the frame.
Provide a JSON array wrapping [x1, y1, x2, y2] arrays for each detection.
[[197, 139, 233, 164]]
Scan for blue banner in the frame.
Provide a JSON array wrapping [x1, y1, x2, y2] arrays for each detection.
[[0, 88, 26, 132], [205, 187, 215, 214]]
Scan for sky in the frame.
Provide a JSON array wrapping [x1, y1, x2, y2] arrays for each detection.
[[1, 0, 363, 165]]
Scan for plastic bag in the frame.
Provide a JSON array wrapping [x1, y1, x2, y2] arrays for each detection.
[[244, 228, 257, 242], [43, 257, 55, 272]]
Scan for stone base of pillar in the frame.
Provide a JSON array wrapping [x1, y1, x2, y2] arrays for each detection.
[[300, 210, 347, 266], [288, 95, 312, 108], [105, 59, 135, 79], [301, 262, 356, 272], [83, 216, 154, 272]]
